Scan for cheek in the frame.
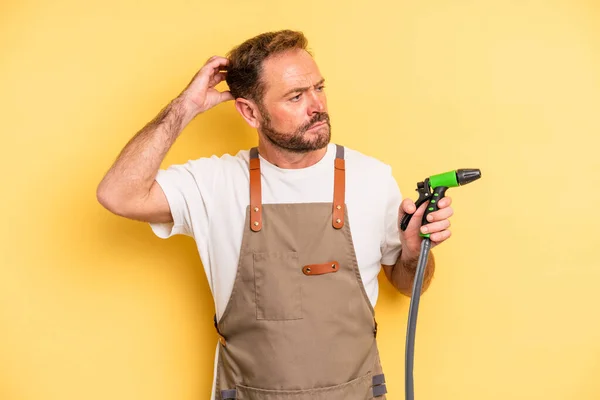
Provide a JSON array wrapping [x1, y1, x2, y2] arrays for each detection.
[[270, 104, 306, 129]]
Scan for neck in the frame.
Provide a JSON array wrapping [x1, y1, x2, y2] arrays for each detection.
[[257, 140, 328, 169]]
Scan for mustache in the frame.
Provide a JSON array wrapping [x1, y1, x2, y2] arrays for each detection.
[[302, 113, 330, 131]]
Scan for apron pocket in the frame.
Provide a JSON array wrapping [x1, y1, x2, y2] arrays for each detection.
[[235, 372, 374, 400], [253, 251, 302, 321]]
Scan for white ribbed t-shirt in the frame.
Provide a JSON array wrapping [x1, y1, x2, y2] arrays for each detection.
[[149, 143, 404, 399], [150, 143, 403, 317]]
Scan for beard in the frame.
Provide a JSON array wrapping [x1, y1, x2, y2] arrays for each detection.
[[258, 106, 331, 153]]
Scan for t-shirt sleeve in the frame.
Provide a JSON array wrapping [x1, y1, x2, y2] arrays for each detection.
[[149, 158, 216, 240], [380, 168, 403, 265]]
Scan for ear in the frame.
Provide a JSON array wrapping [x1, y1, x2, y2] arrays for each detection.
[[235, 98, 261, 129]]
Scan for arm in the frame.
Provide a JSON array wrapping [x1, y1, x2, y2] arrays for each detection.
[[382, 195, 454, 297], [382, 250, 435, 297], [96, 98, 191, 223], [96, 56, 233, 223]]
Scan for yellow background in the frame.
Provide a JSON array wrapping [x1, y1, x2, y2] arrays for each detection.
[[2, 0, 599, 399]]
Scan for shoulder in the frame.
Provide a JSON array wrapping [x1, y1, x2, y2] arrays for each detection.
[[156, 149, 251, 199], [341, 145, 401, 202], [189, 148, 251, 167], [181, 148, 251, 177], [342, 146, 394, 180]]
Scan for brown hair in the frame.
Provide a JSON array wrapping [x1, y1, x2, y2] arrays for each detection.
[[225, 30, 310, 103]]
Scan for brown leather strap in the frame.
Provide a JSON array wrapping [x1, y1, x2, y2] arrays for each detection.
[[302, 261, 340, 276], [332, 145, 345, 229], [250, 146, 344, 231], [249, 147, 262, 232]]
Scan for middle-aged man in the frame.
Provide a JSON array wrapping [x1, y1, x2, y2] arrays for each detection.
[[97, 30, 454, 399]]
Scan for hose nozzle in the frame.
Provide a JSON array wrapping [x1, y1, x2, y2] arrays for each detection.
[[456, 168, 481, 186], [400, 168, 482, 233], [429, 168, 482, 189]]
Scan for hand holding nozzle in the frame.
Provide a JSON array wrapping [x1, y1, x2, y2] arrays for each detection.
[[400, 169, 481, 237]]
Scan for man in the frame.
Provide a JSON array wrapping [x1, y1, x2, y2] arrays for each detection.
[[97, 30, 453, 400]]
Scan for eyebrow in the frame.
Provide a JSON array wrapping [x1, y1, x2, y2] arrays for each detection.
[[282, 78, 325, 98]]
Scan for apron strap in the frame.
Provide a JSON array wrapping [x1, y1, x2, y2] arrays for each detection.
[[332, 144, 345, 229], [248, 145, 346, 231], [372, 373, 388, 397], [249, 147, 262, 232]]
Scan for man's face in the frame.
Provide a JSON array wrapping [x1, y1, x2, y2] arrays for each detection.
[[256, 49, 330, 153]]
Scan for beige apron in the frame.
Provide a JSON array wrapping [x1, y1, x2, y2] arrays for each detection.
[[213, 145, 388, 399]]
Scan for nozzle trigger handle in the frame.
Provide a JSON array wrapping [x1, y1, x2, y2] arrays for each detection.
[[420, 186, 448, 237]]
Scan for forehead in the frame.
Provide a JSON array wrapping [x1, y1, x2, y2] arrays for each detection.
[[261, 49, 322, 94]]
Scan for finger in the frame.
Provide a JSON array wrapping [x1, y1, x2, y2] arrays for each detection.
[[204, 56, 230, 71], [195, 57, 229, 86], [209, 71, 227, 87], [430, 229, 452, 243], [426, 206, 454, 223], [420, 219, 450, 234], [400, 198, 417, 215], [197, 65, 224, 88], [205, 55, 223, 64], [399, 200, 430, 232], [413, 200, 429, 217], [437, 196, 453, 208], [398, 198, 417, 227], [217, 90, 234, 103]]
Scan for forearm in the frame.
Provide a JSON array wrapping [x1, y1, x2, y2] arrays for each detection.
[[97, 97, 193, 207], [388, 248, 435, 297]]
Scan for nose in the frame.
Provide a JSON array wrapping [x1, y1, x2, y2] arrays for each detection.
[[307, 90, 325, 115]]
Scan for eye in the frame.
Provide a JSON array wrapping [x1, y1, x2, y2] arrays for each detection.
[[317, 85, 325, 92], [290, 94, 301, 102]]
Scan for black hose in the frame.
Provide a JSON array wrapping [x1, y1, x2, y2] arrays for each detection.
[[405, 237, 431, 400]]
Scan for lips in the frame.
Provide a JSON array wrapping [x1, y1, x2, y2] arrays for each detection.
[[308, 120, 327, 130]]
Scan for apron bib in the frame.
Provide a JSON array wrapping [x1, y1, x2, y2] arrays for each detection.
[[214, 145, 388, 400]]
